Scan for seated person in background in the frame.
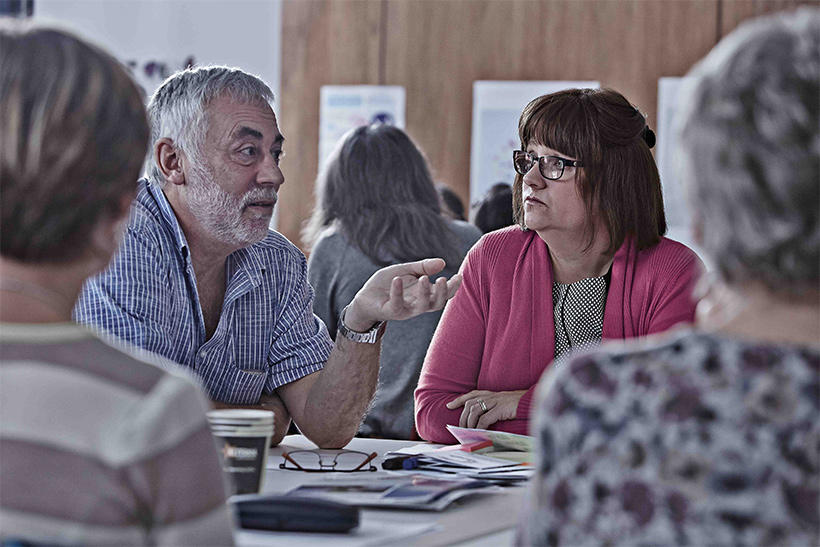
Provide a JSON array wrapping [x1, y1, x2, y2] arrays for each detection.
[[303, 125, 481, 439], [518, 9, 819, 546], [0, 26, 233, 545], [75, 66, 461, 449], [473, 182, 514, 234], [436, 183, 468, 221], [415, 88, 703, 443]]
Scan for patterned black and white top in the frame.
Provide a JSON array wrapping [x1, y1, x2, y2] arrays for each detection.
[[552, 274, 609, 361], [518, 330, 820, 547]]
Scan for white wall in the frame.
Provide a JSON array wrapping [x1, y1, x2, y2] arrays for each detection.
[[34, 0, 283, 227], [34, 0, 282, 114]]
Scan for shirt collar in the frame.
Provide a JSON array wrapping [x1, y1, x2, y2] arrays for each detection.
[[142, 178, 269, 285], [143, 178, 192, 261], [229, 244, 267, 288]]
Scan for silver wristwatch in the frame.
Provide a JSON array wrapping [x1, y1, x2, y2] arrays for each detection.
[[337, 305, 386, 344]]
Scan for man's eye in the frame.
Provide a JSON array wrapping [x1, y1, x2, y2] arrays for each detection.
[[273, 150, 284, 165], [239, 146, 257, 157]]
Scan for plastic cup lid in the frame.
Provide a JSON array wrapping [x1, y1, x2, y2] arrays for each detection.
[[211, 428, 273, 438], [208, 420, 273, 427], [207, 409, 274, 420]]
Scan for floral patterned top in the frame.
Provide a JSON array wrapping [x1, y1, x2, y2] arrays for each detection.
[[518, 329, 819, 546]]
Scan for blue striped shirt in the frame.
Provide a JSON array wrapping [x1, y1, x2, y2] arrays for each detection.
[[74, 179, 332, 404]]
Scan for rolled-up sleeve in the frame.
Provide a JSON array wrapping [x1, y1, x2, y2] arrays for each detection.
[[265, 250, 333, 392]]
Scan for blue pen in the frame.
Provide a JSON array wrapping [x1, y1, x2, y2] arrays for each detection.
[[402, 457, 420, 470]]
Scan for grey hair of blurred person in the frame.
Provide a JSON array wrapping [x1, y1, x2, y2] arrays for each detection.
[[303, 124, 463, 267], [146, 65, 274, 186], [0, 25, 149, 263], [677, 8, 820, 296]]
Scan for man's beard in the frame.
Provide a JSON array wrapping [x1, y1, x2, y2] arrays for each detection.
[[185, 163, 276, 247]]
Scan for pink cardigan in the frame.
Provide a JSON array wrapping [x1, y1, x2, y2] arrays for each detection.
[[414, 227, 703, 443]]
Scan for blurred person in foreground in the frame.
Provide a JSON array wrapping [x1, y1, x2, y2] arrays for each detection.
[[0, 26, 233, 545], [74, 65, 461, 449], [415, 88, 703, 443], [304, 125, 481, 439], [472, 182, 514, 234], [519, 9, 819, 546]]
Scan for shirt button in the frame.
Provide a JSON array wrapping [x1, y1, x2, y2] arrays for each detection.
[[198, 350, 206, 359]]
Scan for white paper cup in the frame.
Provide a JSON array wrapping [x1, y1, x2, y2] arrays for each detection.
[[207, 409, 274, 495]]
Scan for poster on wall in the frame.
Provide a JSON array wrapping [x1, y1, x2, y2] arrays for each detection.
[[656, 76, 699, 251], [319, 85, 406, 171], [470, 80, 599, 213]]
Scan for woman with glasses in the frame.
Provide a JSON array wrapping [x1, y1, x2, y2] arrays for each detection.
[[415, 88, 702, 443], [519, 10, 819, 545], [303, 124, 481, 440]]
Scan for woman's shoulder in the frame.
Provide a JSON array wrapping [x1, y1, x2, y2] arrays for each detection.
[[641, 236, 702, 265], [446, 219, 482, 248], [472, 225, 532, 257], [311, 224, 345, 250], [543, 328, 819, 411], [632, 236, 704, 282], [456, 226, 531, 276]]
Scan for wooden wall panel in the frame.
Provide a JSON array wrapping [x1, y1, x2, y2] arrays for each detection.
[[382, 0, 717, 219], [278, 0, 383, 247], [278, 0, 815, 250], [720, 0, 818, 36]]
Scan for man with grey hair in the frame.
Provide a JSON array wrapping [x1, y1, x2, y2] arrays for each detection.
[[75, 66, 461, 448]]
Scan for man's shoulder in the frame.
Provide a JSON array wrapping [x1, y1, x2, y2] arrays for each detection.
[[125, 180, 174, 243], [249, 230, 308, 266]]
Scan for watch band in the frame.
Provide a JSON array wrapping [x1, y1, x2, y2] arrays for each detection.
[[337, 305, 386, 344]]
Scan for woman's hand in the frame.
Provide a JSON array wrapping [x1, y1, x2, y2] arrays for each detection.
[[446, 389, 527, 429]]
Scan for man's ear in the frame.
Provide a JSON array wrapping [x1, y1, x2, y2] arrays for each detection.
[[155, 138, 186, 186]]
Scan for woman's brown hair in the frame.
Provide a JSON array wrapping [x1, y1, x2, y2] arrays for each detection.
[[513, 88, 666, 252]]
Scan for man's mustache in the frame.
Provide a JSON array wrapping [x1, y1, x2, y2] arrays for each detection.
[[242, 191, 278, 208]]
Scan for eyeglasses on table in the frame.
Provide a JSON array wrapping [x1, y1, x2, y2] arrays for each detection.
[[280, 449, 378, 472]]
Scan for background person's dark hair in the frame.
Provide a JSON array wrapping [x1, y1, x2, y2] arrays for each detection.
[[303, 124, 463, 266], [0, 25, 149, 263], [513, 88, 666, 252], [473, 182, 514, 234], [436, 183, 466, 221]]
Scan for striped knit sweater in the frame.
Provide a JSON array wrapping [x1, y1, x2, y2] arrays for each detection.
[[0, 323, 234, 546]]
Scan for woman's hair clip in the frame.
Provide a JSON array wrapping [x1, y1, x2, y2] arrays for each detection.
[[642, 126, 656, 149], [633, 106, 656, 149]]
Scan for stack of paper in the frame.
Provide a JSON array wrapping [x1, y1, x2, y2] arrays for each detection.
[[382, 429, 535, 483], [286, 474, 501, 511]]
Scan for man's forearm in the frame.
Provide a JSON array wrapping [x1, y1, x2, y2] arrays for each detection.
[[210, 392, 291, 446], [298, 337, 380, 448]]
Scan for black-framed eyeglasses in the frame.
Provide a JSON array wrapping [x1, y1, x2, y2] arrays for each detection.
[[280, 449, 378, 473], [513, 150, 583, 181]]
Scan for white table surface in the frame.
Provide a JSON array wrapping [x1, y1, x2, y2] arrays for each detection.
[[234, 435, 526, 546]]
